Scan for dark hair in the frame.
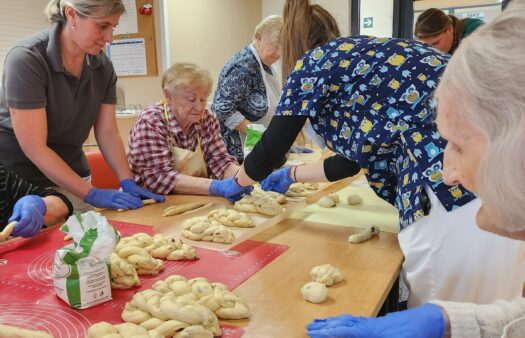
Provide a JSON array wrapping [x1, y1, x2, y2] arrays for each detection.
[[415, 8, 464, 53], [281, 0, 340, 82]]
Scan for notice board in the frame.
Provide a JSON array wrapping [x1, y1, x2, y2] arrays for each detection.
[[106, 0, 158, 77]]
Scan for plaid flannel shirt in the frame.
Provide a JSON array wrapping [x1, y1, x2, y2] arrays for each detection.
[[128, 102, 238, 194]]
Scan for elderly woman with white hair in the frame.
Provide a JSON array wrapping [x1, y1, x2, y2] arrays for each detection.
[[307, 1, 525, 337], [212, 15, 283, 163], [128, 63, 252, 202]]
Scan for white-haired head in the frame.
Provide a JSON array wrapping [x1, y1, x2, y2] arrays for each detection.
[[437, 0, 525, 235]]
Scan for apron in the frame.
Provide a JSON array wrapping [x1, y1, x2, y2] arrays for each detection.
[[249, 43, 281, 128], [163, 101, 208, 178], [399, 185, 525, 307]]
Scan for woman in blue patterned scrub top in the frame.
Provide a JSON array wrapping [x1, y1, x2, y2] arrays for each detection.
[[234, 36, 525, 308]]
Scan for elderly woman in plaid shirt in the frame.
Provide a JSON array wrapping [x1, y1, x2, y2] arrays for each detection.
[[128, 63, 252, 202]]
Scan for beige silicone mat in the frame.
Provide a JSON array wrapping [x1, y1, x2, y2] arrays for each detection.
[[289, 177, 400, 234]]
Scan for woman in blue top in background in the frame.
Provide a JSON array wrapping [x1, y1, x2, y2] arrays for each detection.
[[230, 0, 525, 309]]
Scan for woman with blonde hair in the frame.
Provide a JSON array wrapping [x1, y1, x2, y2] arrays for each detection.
[[308, 1, 525, 337], [415, 8, 484, 54], [128, 63, 251, 201], [212, 15, 283, 163], [0, 0, 163, 211]]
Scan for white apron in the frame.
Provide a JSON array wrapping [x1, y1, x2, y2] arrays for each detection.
[[399, 185, 525, 307], [163, 101, 208, 178], [249, 43, 281, 128]]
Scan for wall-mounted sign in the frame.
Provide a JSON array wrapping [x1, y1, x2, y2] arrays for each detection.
[[455, 11, 485, 19], [363, 17, 374, 28]]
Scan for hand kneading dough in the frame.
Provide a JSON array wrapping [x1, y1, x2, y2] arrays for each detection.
[[301, 282, 328, 303], [310, 264, 343, 286], [346, 193, 363, 205], [317, 193, 339, 208]]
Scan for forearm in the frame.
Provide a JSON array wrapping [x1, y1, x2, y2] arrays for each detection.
[[223, 163, 240, 178], [23, 146, 91, 198], [171, 175, 213, 195], [234, 119, 250, 133], [42, 195, 70, 226], [293, 162, 329, 182]]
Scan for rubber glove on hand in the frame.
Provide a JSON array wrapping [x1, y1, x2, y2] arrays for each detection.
[[260, 167, 294, 194], [120, 179, 165, 202], [307, 303, 445, 338], [209, 177, 253, 202], [84, 188, 143, 210], [290, 145, 314, 153], [8, 195, 47, 238]]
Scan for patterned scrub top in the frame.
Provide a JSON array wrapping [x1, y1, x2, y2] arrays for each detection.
[[277, 36, 475, 229], [212, 45, 273, 162]]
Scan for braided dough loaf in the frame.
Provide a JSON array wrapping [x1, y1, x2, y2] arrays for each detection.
[[151, 275, 250, 320], [110, 252, 141, 289], [317, 193, 340, 208], [182, 217, 235, 244], [234, 195, 283, 216], [87, 321, 163, 338], [208, 209, 254, 228], [251, 186, 287, 204], [114, 244, 165, 276], [310, 264, 343, 286], [285, 182, 320, 197], [118, 233, 198, 261]]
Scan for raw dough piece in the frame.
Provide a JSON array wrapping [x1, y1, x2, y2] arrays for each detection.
[[301, 282, 327, 303], [234, 195, 283, 216], [115, 244, 165, 276], [208, 209, 254, 228], [311, 264, 343, 286], [110, 252, 141, 289], [118, 233, 198, 261], [251, 185, 287, 204], [346, 193, 364, 205], [285, 182, 319, 197], [0, 221, 16, 242], [317, 193, 339, 208], [182, 217, 235, 244], [87, 321, 163, 338], [348, 226, 380, 243], [163, 202, 205, 217], [0, 324, 53, 338]]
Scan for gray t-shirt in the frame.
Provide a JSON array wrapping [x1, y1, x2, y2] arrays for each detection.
[[0, 22, 117, 186]]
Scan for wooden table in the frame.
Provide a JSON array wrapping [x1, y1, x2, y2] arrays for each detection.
[[104, 185, 403, 338]]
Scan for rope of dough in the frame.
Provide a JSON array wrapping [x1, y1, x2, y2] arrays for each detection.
[[348, 226, 380, 243], [162, 202, 206, 217], [118, 198, 157, 212], [0, 324, 53, 338], [0, 221, 17, 242]]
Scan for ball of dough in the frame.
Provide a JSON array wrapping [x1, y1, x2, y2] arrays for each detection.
[[318, 195, 335, 208], [301, 282, 328, 303], [346, 193, 363, 205], [310, 264, 343, 286]]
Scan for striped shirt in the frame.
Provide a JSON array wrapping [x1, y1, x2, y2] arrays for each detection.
[[0, 166, 73, 230], [128, 103, 238, 194]]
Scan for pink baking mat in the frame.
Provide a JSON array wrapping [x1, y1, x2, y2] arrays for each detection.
[[0, 221, 289, 337]]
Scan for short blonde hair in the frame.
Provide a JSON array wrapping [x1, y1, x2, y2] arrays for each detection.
[[437, 0, 525, 233], [45, 0, 125, 23], [253, 15, 283, 44], [162, 62, 213, 94]]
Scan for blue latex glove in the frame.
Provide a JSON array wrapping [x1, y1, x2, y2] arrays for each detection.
[[260, 167, 294, 194], [84, 188, 143, 210], [120, 179, 165, 202], [209, 177, 253, 202], [8, 195, 47, 238], [290, 145, 314, 153], [307, 303, 445, 338]]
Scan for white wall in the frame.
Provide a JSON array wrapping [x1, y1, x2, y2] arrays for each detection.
[[262, 0, 351, 35], [166, 0, 262, 95], [359, 0, 394, 37]]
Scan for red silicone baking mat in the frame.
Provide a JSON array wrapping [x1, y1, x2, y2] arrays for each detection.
[[0, 221, 289, 337]]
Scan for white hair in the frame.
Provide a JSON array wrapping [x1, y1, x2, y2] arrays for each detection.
[[437, 0, 525, 233], [253, 15, 283, 44]]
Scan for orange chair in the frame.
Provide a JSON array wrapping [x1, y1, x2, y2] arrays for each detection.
[[85, 151, 120, 189]]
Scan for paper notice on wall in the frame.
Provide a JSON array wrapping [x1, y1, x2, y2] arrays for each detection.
[[114, 0, 138, 35], [106, 38, 147, 76]]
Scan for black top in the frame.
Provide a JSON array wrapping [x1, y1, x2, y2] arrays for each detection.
[[0, 165, 73, 230], [244, 115, 361, 181]]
